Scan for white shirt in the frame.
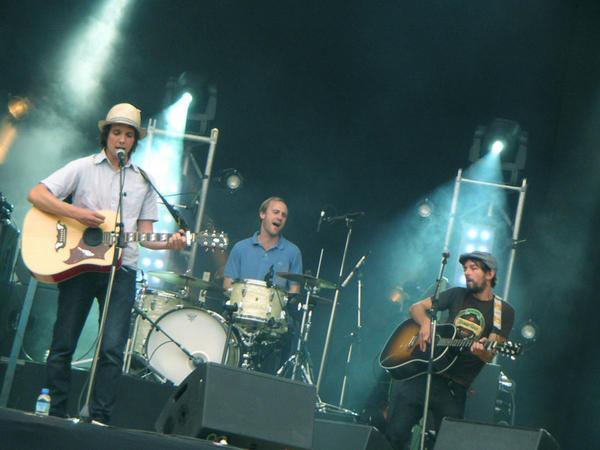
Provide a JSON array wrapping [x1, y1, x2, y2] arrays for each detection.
[[41, 150, 159, 269]]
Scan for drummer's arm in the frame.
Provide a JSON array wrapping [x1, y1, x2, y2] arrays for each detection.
[[223, 276, 234, 289]]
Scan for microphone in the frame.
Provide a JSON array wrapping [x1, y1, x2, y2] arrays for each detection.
[[317, 209, 326, 232], [264, 264, 274, 288], [116, 148, 127, 168], [325, 211, 365, 223], [341, 252, 370, 288]]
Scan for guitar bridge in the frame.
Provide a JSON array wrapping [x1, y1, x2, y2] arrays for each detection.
[[55, 222, 66, 251]]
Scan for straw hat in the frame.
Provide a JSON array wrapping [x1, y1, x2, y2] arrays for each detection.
[[97, 103, 147, 139]]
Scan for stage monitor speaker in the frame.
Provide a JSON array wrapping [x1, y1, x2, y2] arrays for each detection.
[[312, 419, 393, 450], [464, 362, 502, 422], [155, 362, 316, 450], [434, 418, 560, 450]]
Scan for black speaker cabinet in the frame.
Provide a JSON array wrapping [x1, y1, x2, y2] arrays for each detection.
[[312, 419, 393, 450], [434, 418, 560, 450], [155, 362, 316, 450]]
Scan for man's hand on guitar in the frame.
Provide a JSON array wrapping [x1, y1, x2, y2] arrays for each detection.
[[471, 337, 495, 363], [418, 320, 432, 352], [75, 208, 105, 228], [166, 229, 188, 250]]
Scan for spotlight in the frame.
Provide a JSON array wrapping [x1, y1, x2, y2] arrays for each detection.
[[7, 96, 31, 120], [416, 198, 434, 218], [216, 169, 244, 192], [468, 118, 528, 183], [490, 140, 505, 154], [520, 320, 538, 342]]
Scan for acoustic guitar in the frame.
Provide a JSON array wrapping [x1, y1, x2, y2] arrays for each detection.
[[21, 207, 228, 283], [379, 318, 521, 381]]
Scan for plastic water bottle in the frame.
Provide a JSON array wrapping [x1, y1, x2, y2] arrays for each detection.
[[35, 388, 51, 416]]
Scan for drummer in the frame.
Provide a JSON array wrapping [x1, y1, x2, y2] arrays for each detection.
[[223, 196, 302, 293], [223, 196, 303, 374]]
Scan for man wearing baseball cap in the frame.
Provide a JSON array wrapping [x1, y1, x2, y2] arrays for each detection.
[[385, 251, 515, 449], [27, 103, 187, 424]]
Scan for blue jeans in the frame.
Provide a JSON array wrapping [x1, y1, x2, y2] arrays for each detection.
[[46, 267, 136, 423], [385, 375, 467, 450]]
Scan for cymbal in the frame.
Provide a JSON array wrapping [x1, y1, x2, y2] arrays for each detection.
[[147, 271, 222, 291], [276, 272, 337, 290]]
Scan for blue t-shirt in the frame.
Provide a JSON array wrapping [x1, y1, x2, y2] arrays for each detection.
[[224, 232, 303, 291]]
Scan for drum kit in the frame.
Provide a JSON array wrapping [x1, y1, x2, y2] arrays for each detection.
[[124, 269, 336, 386]]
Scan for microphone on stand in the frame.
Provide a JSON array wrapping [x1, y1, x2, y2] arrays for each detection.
[[116, 148, 127, 168], [264, 264, 275, 288], [317, 209, 326, 232], [341, 252, 370, 288]]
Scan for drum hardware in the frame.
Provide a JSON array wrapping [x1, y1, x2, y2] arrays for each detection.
[[227, 279, 287, 331], [146, 270, 224, 292], [143, 306, 240, 385], [220, 303, 238, 365], [276, 272, 337, 290], [133, 304, 204, 367]]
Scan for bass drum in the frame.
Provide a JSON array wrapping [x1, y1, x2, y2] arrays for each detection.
[[132, 288, 188, 357], [145, 307, 239, 385]]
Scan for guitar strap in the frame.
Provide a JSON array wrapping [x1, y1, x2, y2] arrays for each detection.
[[493, 294, 503, 333], [137, 167, 190, 230]]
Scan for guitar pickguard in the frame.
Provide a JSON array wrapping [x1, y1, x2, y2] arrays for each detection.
[[64, 238, 111, 264]]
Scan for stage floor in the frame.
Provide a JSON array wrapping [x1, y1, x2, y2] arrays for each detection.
[[0, 407, 246, 450]]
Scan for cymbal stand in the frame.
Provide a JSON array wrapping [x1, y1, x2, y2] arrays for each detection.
[[276, 284, 319, 382], [290, 248, 324, 380]]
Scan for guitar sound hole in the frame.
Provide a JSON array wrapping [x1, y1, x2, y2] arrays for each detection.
[[83, 227, 103, 247]]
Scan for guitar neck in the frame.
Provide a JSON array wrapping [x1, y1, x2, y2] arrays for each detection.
[[103, 231, 226, 247], [437, 337, 493, 350]]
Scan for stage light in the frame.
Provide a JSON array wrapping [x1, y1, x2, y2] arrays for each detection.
[[216, 169, 244, 192], [142, 257, 152, 267], [468, 118, 528, 183], [490, 140, 505, 154], [416, 198, 434, 218], [182, 92, 193, 104], [154, 259, 165, 270], [7, 96, 31, 120], [520, 320, 538, 342]]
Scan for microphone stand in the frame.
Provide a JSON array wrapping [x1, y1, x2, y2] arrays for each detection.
[[338, 267, 364, 407], [419, 251, 450, 450], [316, 214, 361, 415], [79, 160, 127, 422]]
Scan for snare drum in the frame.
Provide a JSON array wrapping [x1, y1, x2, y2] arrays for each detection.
[[145, 307, 239, 385], [132, 288, 189, 356], [228, 279, 287, 328]]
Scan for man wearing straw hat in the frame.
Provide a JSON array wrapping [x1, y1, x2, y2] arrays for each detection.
[[27, 103, 187, 424]]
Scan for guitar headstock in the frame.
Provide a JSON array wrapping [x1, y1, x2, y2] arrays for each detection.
[[197, 230, 229, 251], [495, 340, 522, 359]]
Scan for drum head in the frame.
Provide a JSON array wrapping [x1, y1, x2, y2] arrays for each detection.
[[145, 307, 239, 385]]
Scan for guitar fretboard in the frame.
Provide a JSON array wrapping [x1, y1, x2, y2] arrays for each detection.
[[437, 338, 496, 350], [101, 231, 228, 248]]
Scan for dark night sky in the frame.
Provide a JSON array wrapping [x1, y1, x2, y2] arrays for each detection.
[[1, 1, 599, 447]]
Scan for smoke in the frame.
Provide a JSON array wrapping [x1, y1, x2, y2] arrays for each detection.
[[0, 100, 92, 226]]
